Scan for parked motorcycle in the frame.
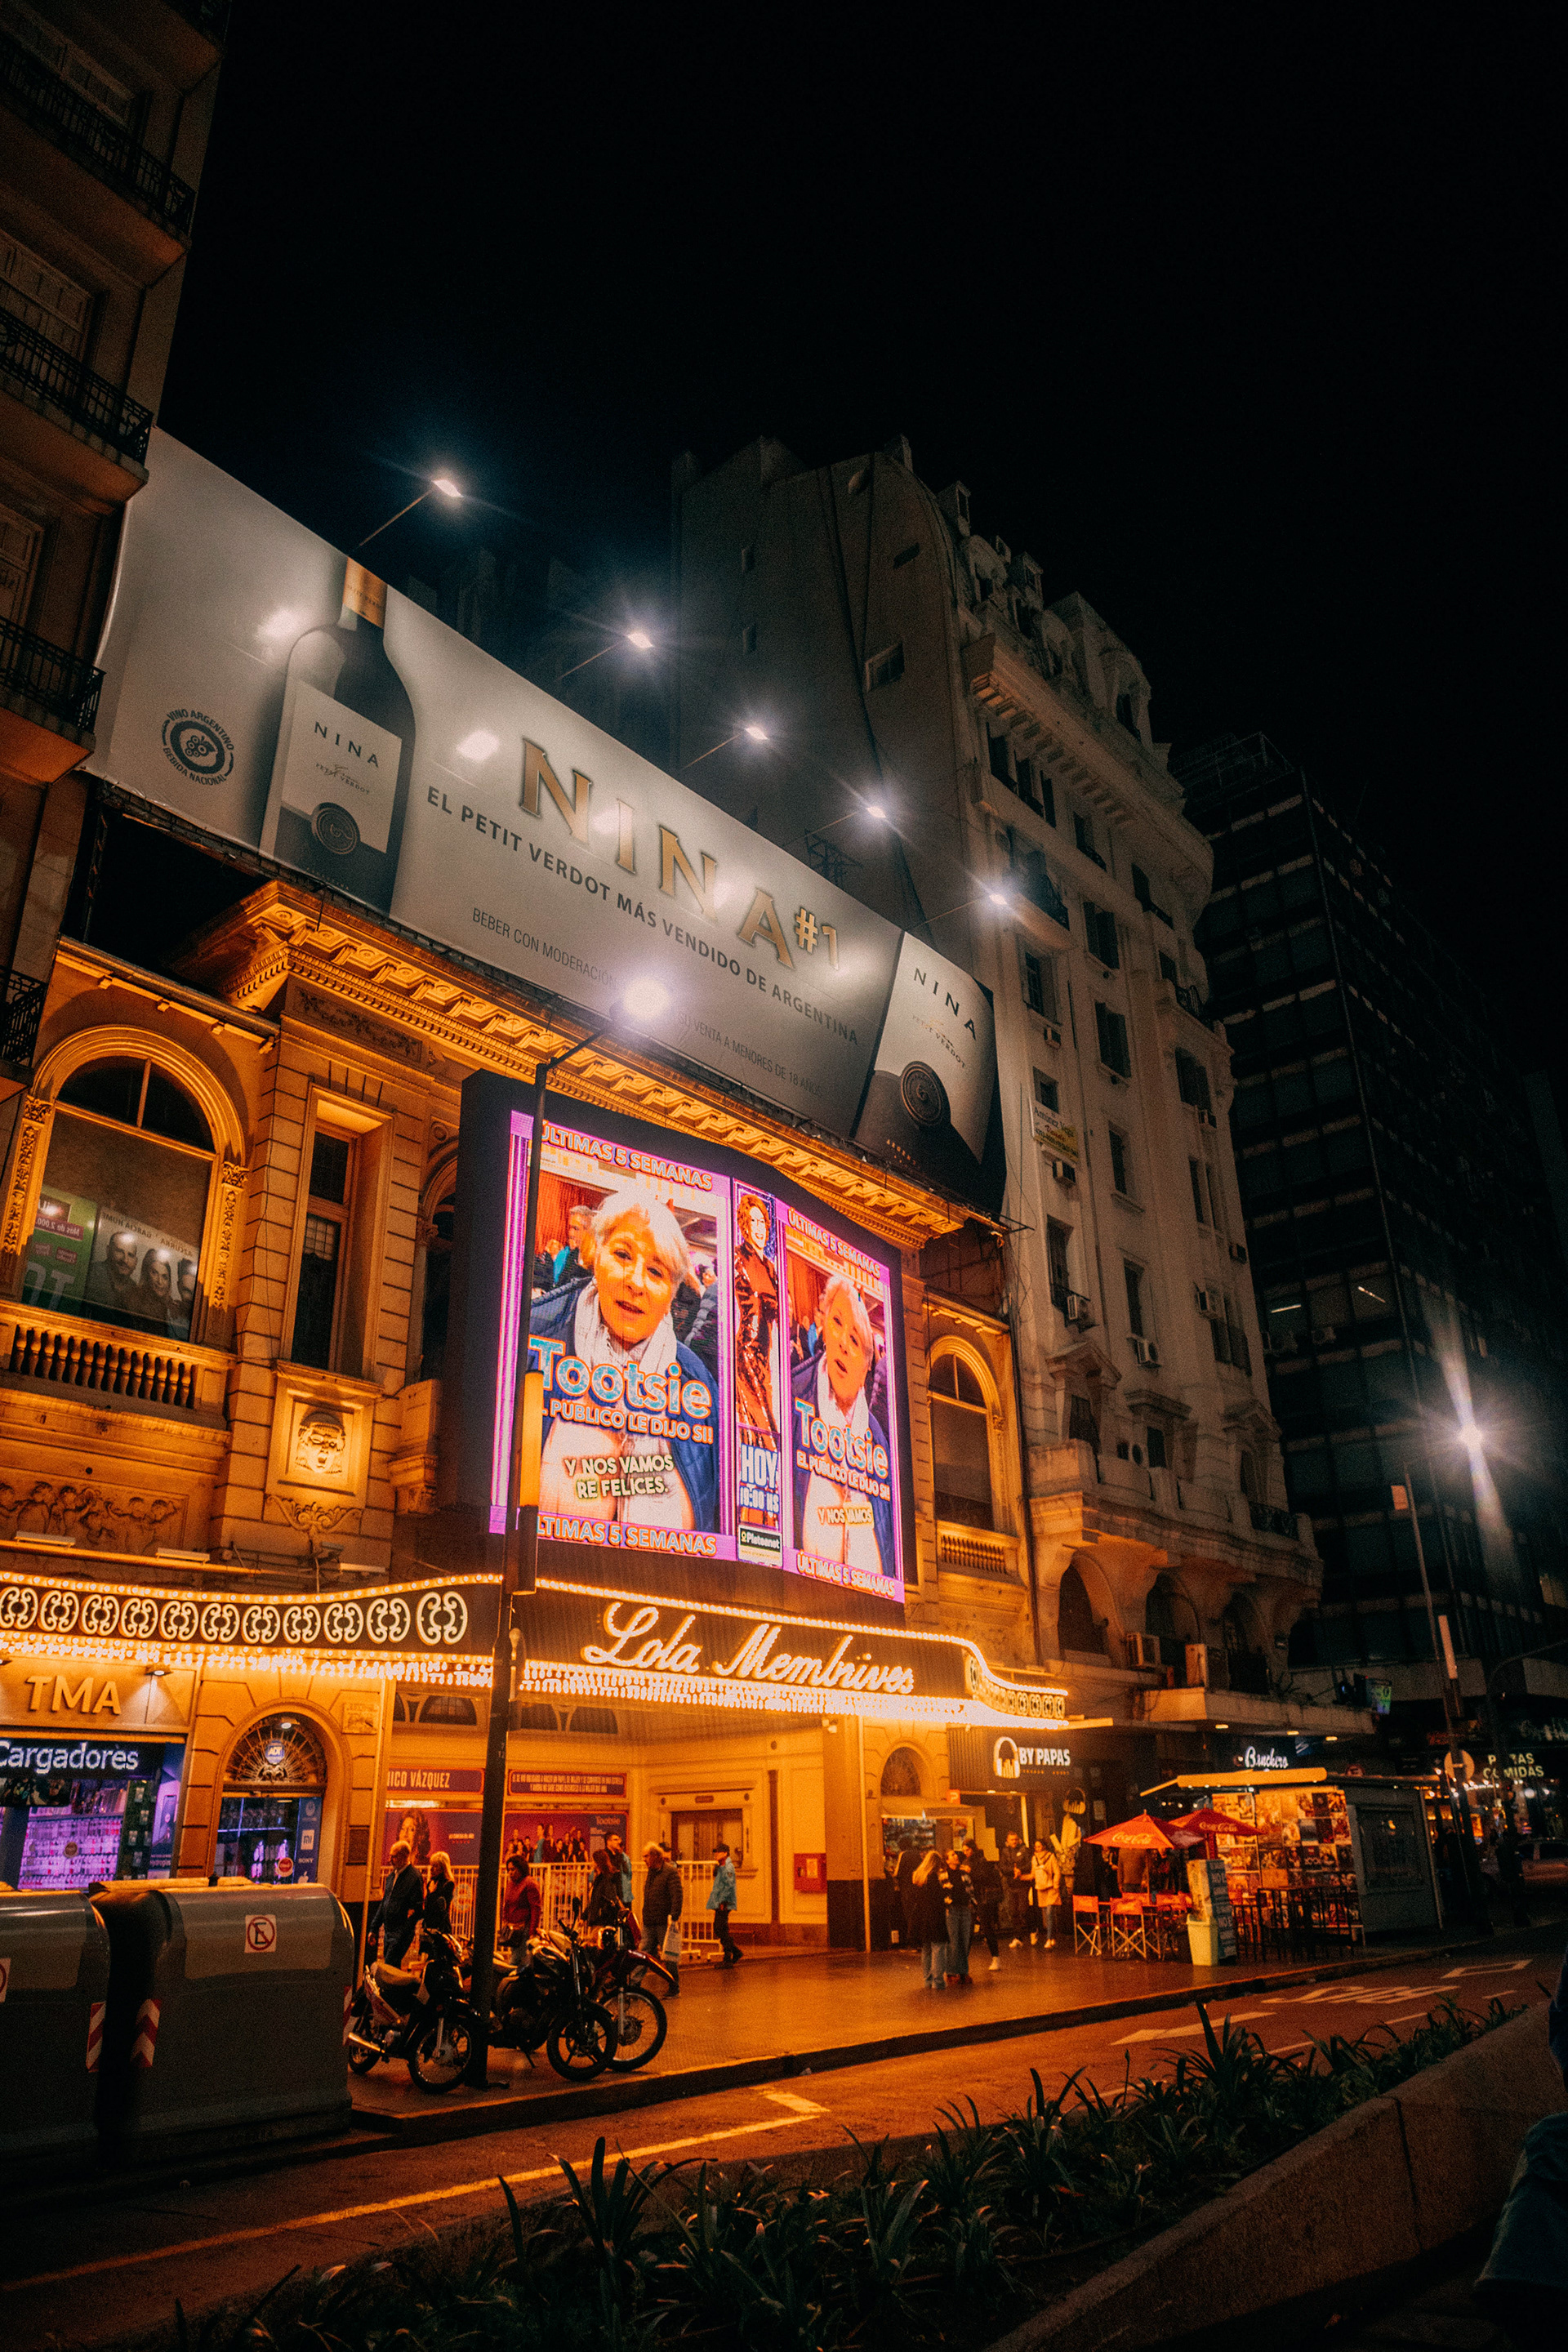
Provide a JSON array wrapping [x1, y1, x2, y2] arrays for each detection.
[[349, 1927, 475, 2091], [489, 1918, 617, 2078], [585, 1922, 673, 2072]]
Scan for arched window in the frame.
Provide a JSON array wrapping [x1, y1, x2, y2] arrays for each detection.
[[418, 1691, 478, 1726], [216, 1713, 327, 1886], [929, 1348, 995, 1529], [1147, 1574, 1199, 1672], [419, 1194, 455, 1381], [24, 1056, 215, 1340], [880, 1745, 924, 1798], [1058, 1565, 1105, 1655]]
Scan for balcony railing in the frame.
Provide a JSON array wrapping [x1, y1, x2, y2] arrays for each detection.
[[1173, 982, 1215, 1029], [0, 615, 103, 733], [2, 1306, 230, 1419], [2, 970, 46, 1066], [2, 33, 196, 237], [936, 1522, 1020, 1579], [1249, 1499, 1300, 1541], [0, 309, 154, 462]]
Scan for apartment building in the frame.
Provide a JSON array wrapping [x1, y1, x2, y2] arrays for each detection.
[[1181, 732, 1568, 1802], [536, 434, 1362, 1820], [0, 0, 223, 1086]]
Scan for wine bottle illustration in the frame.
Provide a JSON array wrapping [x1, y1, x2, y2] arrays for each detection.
[[259, 559, 413, 911]]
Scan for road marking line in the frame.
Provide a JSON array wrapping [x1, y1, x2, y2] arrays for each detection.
[[1115, 2011, 1269, 2043], [2, 2105, 828, 2294]]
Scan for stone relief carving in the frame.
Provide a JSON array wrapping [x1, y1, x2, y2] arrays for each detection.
[[1, 1091, 53, 1261], [0, 1477, 181, 1551], [273, 1493, 362, 1540], [207, 1156, 247, 1312]]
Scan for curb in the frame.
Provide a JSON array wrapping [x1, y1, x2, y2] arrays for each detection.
[[346, 1918, 1552, 2149], [983, 2004, 1567, 2352]]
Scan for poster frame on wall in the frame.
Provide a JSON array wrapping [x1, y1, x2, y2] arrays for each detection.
[[439, 1072, 915, 1610]]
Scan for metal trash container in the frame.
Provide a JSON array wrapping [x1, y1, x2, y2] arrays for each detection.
[[0, 1890, 111, 2183], [94, 1880, 354, 2158]]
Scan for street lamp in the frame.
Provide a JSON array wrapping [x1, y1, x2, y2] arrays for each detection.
[[558, 627, 659, 682], [358, 472, 464, 548], [462, 983, 668, 2082], [684, 722, 770, 768], [1391, 1466, 1491, 1933]]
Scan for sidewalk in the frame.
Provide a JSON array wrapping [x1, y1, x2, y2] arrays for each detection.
[[350, 1913, 1561, 2145]]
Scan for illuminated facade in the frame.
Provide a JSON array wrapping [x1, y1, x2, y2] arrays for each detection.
[[0, 880, 1075, 1940]]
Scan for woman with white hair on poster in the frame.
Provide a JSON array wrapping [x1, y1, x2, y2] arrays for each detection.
[[790, 1269, 896, 1576], [532, 1183, 717, 1532]]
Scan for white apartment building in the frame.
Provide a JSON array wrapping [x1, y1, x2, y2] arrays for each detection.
[[654, 434, 1368, 1802]]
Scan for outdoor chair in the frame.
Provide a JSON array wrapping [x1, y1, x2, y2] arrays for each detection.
[[1107, 1899, 1148, 1959], [1071, 1894, 1102, 1955]]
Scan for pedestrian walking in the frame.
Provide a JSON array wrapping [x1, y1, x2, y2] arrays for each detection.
[[643, 1842, 684, 1993], [1031, 1840, 1061, 1948], [706, 1842, 744, 1964], [372, 1839, 424, 1967], [909, 1847, 949, 1989], [942, 1842, 975, 1984], [500, 1851, 542, 1944], [1000, 1831, 1029, 1946], [422, 1849, 457, 1938], [965, 1838, 1003, 1971], [1495, 1815, 1531, 1931]]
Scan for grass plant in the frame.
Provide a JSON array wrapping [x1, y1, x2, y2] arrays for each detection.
[[168, 1995, 1516, 2352]]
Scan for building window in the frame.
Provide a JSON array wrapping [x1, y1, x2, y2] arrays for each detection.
[[1037, 766, 1057, 827], [929, 1348, 995, 1529], [1189, 1157, 1209, 1225], [1124, 1260, 1146, 1339], [1095, 1002, 1130, 1077], [1020, 943, 1060, 1021], [1083, 902, 1119, 968], [1175, 1049, 1213, 1112], [24, 1056, 215, 1339], [740, 542, 755, 572], [418, 1196, 455, 1379], [1010, 840, 1070, 929], [1058, 1564, 1105, 1655], [1033, 1070, 1060, 1112], [1108, 1126, 1131, 1196], [291, 1129, 354, 1369], [1210, 1292, 1253, 1374], [865, 641, 904, 692], [216, 1713, 327, 1885], [1046, 1218, 1072, 1310], [1205, 1164, 1224, 1232], [741, 621, 757, 654], [1116, 691, 1138, 736], [881, 1745, 924, 1797], [989, 733, 1012, 786], [1146, 1424, 1168, 1470], [1073, 812, 1107, 870]]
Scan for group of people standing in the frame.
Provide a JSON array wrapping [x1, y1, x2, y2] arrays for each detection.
[[498, 1831, 746, 1988], [893, 1824, 1152, 1988], [369, 1839, 457, 1966]]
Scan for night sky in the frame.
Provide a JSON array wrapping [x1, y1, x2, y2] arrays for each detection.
[[159, 9, 1562, 1092]]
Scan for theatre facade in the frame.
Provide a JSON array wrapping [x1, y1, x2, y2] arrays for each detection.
[[0, 871, 1078, 1942]]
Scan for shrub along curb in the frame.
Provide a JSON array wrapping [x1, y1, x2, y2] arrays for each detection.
[[984, 2005, 1567, 2352]]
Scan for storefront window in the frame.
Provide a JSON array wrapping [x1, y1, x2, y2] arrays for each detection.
[[929, 1352, 995, 1528], [216, 1713, 327, 1884], [23, 1057, 212, 1339], [0, 1737, 185, 1889]]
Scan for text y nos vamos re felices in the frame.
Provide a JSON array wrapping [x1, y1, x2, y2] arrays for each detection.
[[580, 1601, 917, 1697]]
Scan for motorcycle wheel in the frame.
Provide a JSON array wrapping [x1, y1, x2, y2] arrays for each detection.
[[546, 2001, 615, 2080], [408, 2007, 473, 2091], [347, 1996, 381, 2073], [606, 1984, 667, 2072]]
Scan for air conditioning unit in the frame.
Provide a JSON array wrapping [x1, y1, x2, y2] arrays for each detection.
[[1195, 1285, 1224, 1318], [1063, 1292, 1093, 1327], [1129, 1334, 1160, 1368], [1128, 1633, 1163, 1670], [1197, 1107, 1217, 1128], [1184, 1642, 1211, 1689], [1228, 1242, 1249, 1264], [1052, 1158, 1077, 1183], [1040, 1020, 1062, 1046]]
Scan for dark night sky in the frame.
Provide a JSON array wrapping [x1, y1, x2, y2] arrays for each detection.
[[159, 7, 1562, 1087]]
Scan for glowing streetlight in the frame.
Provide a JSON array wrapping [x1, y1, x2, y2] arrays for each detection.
[[685, 723, 771, 768], [742, 722, 769, 742], [359, 471, 465, 547], [559, 628, 661, 681]]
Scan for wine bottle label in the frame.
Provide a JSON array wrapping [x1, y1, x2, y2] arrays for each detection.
[[274, 682, 401, 854]]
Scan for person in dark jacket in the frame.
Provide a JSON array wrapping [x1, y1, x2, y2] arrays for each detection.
[[894, 1842, 921, 1945], [909, 1848, 949, 1989], [531, 1187, 717, 1533], [942, 1845, 975, 1984], [643, 1843, 684, 1993], [500, 1853, 542, 1944], [582, 1847, 632, 1933], [421, 1850, 456, 1938], [1494, 1811, 1531, 1930], [374, 1841, 424, 1967], [966, 1840, 1004, 1971]]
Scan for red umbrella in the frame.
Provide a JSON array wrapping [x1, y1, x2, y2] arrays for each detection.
[[1169, 1805, 1262, 1861], [1085, 1811, 1202, 1850]]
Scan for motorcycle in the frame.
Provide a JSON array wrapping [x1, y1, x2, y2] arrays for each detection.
[[585, 1922, 673, 2072], [489, 1918, 617, 2078], [349, 1927, 476, 2091]]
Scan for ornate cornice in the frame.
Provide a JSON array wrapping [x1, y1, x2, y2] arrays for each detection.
[[173, 883, 973, 1250]]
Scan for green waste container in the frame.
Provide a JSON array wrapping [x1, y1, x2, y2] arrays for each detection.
[[0, 1890, 111, 2183], [94, 1881, 354, 2159], [1186, 1914, 1223, 1967]]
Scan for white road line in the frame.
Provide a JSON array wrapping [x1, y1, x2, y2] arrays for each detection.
[[2, 2100, 831, 2295], [1115, 2011, 1269, 2044]]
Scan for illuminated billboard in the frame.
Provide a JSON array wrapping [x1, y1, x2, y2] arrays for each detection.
[[441, 1077, 908, 1605]]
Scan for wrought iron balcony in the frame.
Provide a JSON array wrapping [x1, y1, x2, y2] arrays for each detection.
[[2, 33, 196, 238], [2, 970, 47, 1067], [1249, 1499, 1300, 1541], [0, 310, 154, 462], [0, 615, 103, 733], [1173, 982, 1215, 1029]]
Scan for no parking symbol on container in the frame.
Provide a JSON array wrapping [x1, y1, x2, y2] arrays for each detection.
[[244, 1914, 278, 1955]]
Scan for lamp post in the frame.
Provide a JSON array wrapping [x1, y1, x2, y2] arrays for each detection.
[[558, 629, 656, 681], [684, 722, 769, 768], [359, 472, 463, 549], [461, 988, 670, 2083], [1393, 1465, 1491, 1933]]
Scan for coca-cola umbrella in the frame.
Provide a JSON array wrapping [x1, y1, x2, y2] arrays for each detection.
[[1168, 1806, 1263, 1860], [1085, 1812, 1203, 1850]]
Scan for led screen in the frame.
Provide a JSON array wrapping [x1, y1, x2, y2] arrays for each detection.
[[476, 1107, 906, 1604]]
